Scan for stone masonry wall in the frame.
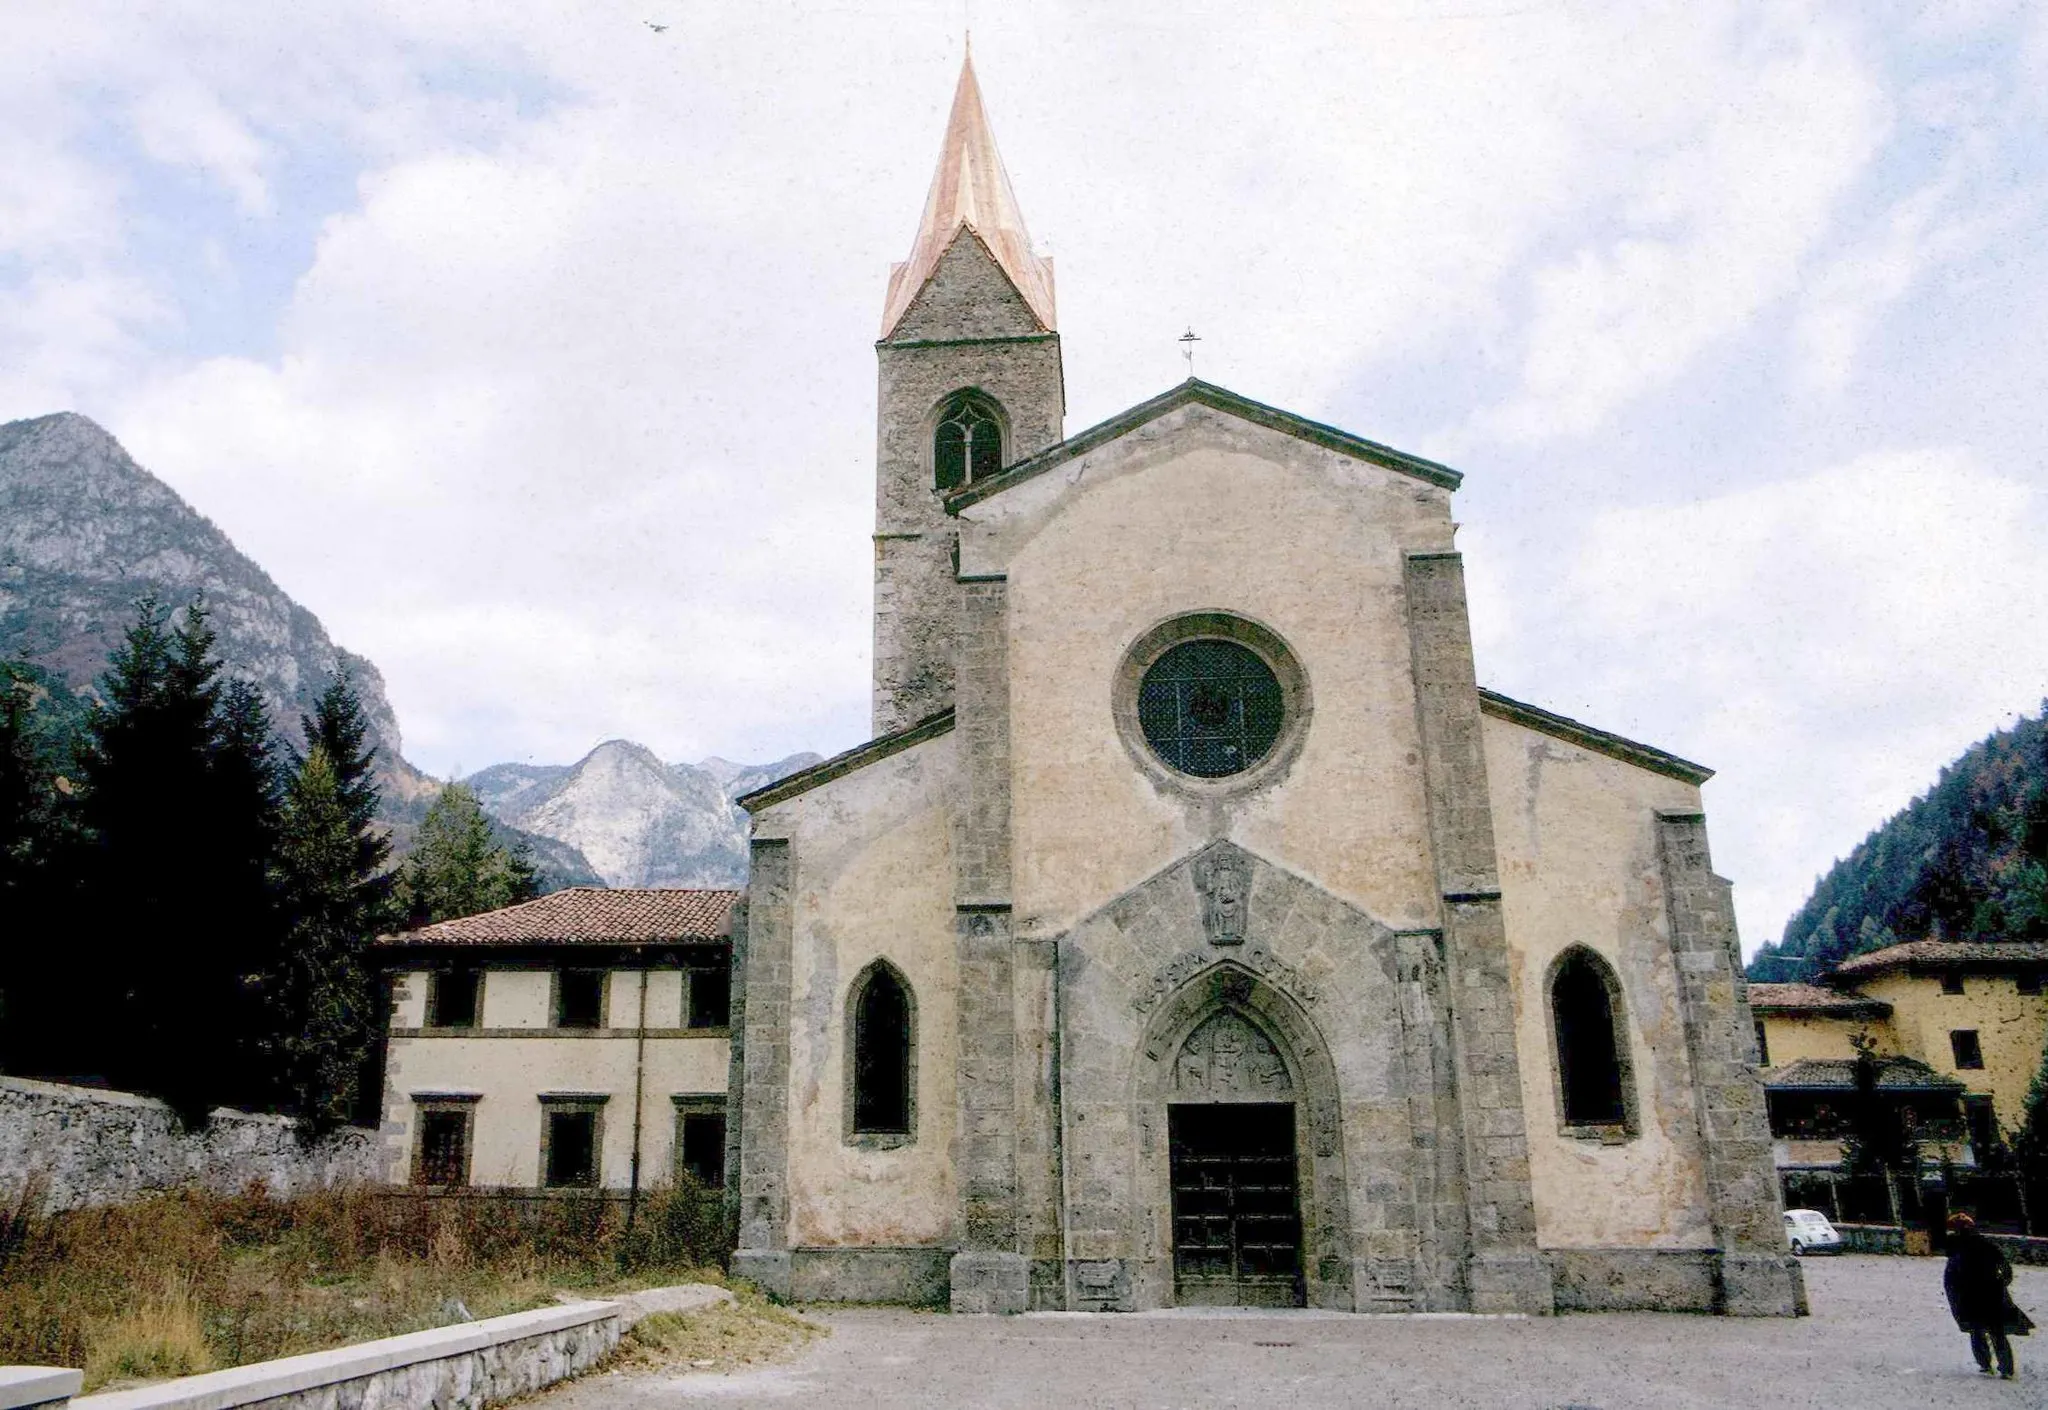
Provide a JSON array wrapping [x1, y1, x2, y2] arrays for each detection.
[[1401, 552, 1551, 1314], [0, 1077, 381, 1212], [65, 1301, 618, 1410], [872, 235, 1063, 738]]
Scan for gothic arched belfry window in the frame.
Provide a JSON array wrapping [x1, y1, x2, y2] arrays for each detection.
[[933, 391, 1004, 491]]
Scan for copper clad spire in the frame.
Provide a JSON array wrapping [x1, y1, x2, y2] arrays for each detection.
[[879, 51, 1056, 338]]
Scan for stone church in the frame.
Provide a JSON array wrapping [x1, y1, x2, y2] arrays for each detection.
[[726, 54, 1802, 1318]]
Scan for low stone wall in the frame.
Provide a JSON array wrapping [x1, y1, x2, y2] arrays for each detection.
[[61, 1301, 619, 1410], [0, 1077, 382, 1211], [1992, 1233, 2048, 1266], [1835, 1223, 1908, 1255]]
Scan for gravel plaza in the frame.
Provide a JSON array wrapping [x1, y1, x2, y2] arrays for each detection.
[[541, 1256, 2048, 1409]]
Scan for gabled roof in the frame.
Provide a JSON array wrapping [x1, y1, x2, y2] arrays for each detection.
[[1747, 982, 1891, 1018], [1762, 1056, 1964, 1093], [1828, 939, 2048, 981], [945, 378, 1464, 512], [378, 888, 738, 947], [737, 708, 955, 813], [1476, 688, 1712, 785], [881, 52, 1054, 339]]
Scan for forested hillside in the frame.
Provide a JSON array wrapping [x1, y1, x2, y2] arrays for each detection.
[[1748, 706, 2048, 982]]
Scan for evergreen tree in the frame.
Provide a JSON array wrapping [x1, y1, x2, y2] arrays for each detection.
[[0, 664, 73, 1071], [269, 746, 380, 1132], [0, 666, 54, 896], [73, 598, 282, 1121], [299, 672, 389, 884], [399, 782, 540, 925]]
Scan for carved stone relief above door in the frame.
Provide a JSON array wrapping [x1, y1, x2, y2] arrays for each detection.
[[1174, 1009, 1293, 1098]]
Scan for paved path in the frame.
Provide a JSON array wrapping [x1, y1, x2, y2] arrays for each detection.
[[542, 1257, 2048, 1409]]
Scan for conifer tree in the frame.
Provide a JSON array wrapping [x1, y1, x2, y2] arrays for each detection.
[[270, 745, 379, 1131], [400, 782, 540, 925], [74, 598, 282, 1121], [0, 664, 69, 1071], [300, 672, 389, 884]]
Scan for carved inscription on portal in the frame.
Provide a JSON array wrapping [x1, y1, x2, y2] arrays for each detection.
[[1191, 847, 1252, 946], [1174, 1010, 1293, 1098]]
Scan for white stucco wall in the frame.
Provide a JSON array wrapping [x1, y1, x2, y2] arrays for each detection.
[[960, 404, 1457, 941], [751, 732, 961, 1247], [384, 969, 729, 1190], [1483, 712, 1718, 1248]]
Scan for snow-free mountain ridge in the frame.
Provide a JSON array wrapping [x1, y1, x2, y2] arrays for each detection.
[[2, 410, 813, 890]]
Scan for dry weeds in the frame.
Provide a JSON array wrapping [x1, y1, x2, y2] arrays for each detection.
[[0, 1182, 729, 1391], [611, 1291, 825, 1377]]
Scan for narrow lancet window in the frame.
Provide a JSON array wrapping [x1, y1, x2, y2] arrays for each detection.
[[934, 392, 1003, 491], [1551, 948, 1631, 1129], [851, 962, 914, 1137]]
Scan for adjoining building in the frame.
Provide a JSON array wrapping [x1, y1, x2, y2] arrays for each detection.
[[721, 53, 1800, 1317], [1751, 940, 2048, 1173], [376, 888, 737, 1195]]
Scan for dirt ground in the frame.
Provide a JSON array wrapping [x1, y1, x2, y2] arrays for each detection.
[[538, 1256, 2048, 1409]]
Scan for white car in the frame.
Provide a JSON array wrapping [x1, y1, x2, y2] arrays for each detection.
[[1784, 1208, 1844, 1254]]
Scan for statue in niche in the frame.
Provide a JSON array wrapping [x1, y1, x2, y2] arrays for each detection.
[[1192, 847, 1252, 946], [1174, 1010, 1292, 1096]]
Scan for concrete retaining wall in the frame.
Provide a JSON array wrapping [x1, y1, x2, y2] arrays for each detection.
[[61, 1301, 619, 1410], [0, 1078, 381, 1211]]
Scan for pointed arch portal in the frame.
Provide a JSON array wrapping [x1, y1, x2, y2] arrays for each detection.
[[1131, 963, 1350, 1310]]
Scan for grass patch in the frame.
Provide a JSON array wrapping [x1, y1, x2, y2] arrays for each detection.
[[0, 1181, 730, 1392], [613, 1291, 824, 1376]]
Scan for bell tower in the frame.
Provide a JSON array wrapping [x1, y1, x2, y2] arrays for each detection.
[[872, 51, 1065, 735]]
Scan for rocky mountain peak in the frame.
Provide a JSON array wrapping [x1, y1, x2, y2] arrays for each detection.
[[468, 743, 820, 888], [0, 410, 407, 764]]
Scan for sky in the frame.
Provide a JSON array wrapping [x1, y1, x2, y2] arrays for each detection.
[[4, 1, 2045, 956]]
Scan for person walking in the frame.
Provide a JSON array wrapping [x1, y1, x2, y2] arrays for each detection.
[[1945, 1212, 2033, 1379]]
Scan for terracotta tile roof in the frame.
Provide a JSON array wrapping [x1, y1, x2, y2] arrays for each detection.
[[1828, 939, 2048, 979], [379, 888, 738, 947], [1747, 983, 1890, 1017], [1762, 1056, 1964, 1092]]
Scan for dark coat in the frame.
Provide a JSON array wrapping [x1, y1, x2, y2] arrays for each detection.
[[1945, 1229, 2032, 1334]]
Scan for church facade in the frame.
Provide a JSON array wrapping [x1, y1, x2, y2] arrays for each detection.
[[725, 56, 1803, 1317]]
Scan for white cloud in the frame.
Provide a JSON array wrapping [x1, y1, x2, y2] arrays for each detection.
[[131, 83, 274, 217], [1483, 8, 1888, 440], [1469, 448, 2048, 953]]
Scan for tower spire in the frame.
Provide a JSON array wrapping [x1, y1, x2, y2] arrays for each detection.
[[880, 50, 1056, 338]]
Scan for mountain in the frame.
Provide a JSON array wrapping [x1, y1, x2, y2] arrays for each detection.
[[1748, 705, 2048, 982], [0, 410, 599, 889], [469, 742, 820, 887]]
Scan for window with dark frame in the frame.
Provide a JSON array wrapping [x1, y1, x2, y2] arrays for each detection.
[[2018, 971, 2044, 996], [933, 392, 1003, 491], [679, 1111, 726, 1187], [1951, 1029, 1985, 1070], [427, 970, 481, 1029], [543, 1106, 600, 1187], [852, 964, 913, 1136], [1754, 1019, 1770, 1067], [1136, 639, 1286, 779], [413, 1107, 472, 1186], [688, 952, 731, 1029], [1941, 972, 1966, 995], [555, 970, 605, 1029], [1552, 949, 1630, 1129]]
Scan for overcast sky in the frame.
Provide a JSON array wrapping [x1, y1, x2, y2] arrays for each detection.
[[5, 1, 2046, 956]]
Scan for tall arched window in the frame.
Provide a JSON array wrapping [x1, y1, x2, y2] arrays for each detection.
[[849, 961, 915, 1142], [933, 391, 1004, 492], [1550, 947, 1633, 1131]]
